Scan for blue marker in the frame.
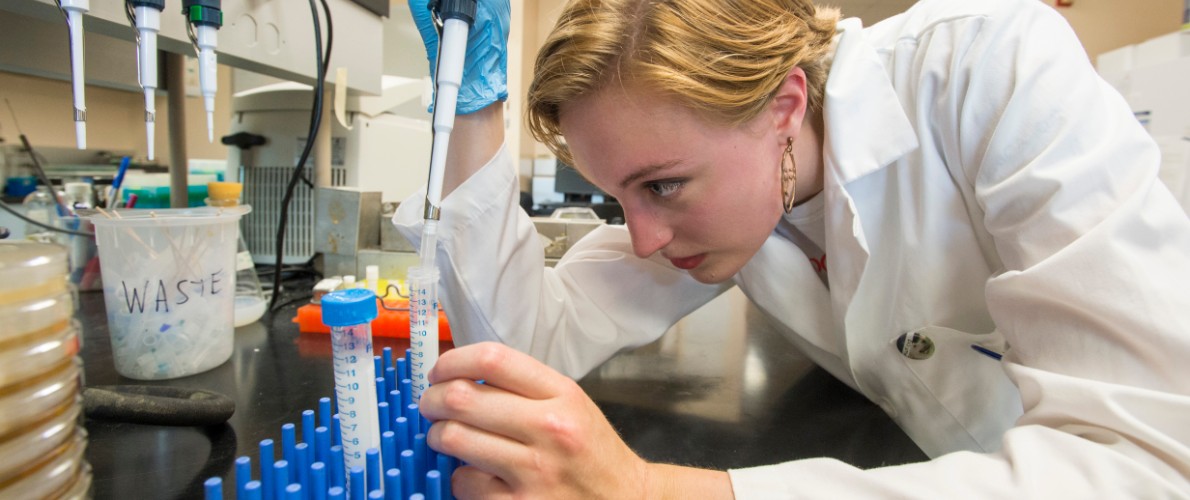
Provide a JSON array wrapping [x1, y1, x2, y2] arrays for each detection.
[[273, 460, 290, 500], [320, 397, 334, 428], [330, 446, 346, 489], [260, 439, 276, 500], [349, 466, 365, 500], [328, 486, 345, 500], [425, 470, 442, 500], [311, 462, 327, 500], [384, 469, 402, 500], [282, 423, 298, 481], [286, 483, 302, 500], [244, 480, 263, 500], [365, 448, 382, 494], [399, 450, 416, 497], [316, 426, 331, 464], [971, 344, 1003, 360], [381, 431, 396, 475], [235, 456, 252, 499], [204, 477, 222, 500]]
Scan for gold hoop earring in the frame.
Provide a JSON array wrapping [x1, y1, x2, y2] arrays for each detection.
[[780, 137, 797, 214]]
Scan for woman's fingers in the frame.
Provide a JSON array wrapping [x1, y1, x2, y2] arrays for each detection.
[[428, 342, 570, 400], [427, 419, 533, 487], [421, 378, 553, 444]]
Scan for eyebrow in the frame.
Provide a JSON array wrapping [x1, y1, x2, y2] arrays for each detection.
[[618, 160, 682, 190]]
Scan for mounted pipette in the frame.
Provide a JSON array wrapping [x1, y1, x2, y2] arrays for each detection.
[[59, 0, 89, 149], [410, 0, 477, 402], [128, 0, 165, 160], [182, 0, 222, 143]]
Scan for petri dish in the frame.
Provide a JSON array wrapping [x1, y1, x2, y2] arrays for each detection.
[[54, 461, 92, 500], [0, 359, 80, 441], [0, 400, 81, 483], [0, 323, 79, 391], [0, 427, 86, 499], [0, 242, 69, 306]]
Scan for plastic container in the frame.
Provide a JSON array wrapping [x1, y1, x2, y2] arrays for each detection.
[[81, 206, 250, 380], [205, 181, 266, 327]]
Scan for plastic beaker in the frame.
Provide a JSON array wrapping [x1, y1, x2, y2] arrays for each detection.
[[81, 206, 250, 380]]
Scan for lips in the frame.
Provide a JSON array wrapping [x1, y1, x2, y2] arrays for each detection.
[[668, 254, 705, 270]]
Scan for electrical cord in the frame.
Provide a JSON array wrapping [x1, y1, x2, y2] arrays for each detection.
[[269, 0, 332, 311], [0, 199, 94, 237]]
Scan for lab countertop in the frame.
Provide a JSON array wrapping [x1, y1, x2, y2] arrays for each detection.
[[78, 288, 925, 499]]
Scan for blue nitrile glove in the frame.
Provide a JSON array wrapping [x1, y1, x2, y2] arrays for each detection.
[[409, 0, 510, 115]]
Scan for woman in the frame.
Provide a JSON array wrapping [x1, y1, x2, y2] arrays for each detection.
[[396, 0, 1190, 496]]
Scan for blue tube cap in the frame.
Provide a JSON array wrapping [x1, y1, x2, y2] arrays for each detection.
[[321, 289, 379, 327]]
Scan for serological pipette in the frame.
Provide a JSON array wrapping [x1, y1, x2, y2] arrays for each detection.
[[59, 0, 90, 150], [182, 0, 221, 143], [411, 0, 477, 403], [129, 0, 165, 160]]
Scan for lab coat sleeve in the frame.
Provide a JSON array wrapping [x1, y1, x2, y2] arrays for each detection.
[[729, 0, 1190, 497], [392, 144, 730, 379]]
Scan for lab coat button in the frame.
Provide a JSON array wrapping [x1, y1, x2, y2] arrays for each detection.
[[895, 331, 935, 360]]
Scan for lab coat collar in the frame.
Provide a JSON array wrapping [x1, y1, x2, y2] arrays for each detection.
[[822, 18, 920, 185]]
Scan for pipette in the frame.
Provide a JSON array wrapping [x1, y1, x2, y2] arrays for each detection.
[[59, 0, 89, 150], [182, 0, 222, 143], [322, 289, 383, 484], [411, 0, 477, 403], [129, 0, 165, 160]]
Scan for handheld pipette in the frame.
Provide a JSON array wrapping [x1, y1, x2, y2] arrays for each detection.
[[59, 0, 90, 150], [128, 0, 165, 160], [411, 0, 478, 403], [321, 289, 383, 487], [182, 0, 222, 143]]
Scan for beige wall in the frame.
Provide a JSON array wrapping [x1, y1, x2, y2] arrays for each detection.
[[1050, 0, 1184, 61], [0, 64, 232, 163]]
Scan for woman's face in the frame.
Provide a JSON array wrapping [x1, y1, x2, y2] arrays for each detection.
[[559, 84, 787, 284]]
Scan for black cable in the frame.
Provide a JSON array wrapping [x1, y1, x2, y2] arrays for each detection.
[[0, 199, 94, 237], [269, 0, 332, 311]]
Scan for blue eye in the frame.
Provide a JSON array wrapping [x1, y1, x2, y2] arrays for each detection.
[[647, 180, 683, 197]]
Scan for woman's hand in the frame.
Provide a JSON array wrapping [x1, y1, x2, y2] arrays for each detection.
[[419, 342, 652, 498]]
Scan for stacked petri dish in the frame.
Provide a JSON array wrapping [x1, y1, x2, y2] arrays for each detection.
[[0, 241, 91, 499]]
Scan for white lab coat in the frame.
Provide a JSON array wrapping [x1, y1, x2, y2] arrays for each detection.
[[395, 0, 1190, 496]]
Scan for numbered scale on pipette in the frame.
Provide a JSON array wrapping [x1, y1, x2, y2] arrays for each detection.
[[408, 266, 440, 402]]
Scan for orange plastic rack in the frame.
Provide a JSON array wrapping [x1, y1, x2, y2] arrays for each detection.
[[293, 299, 453, 340]]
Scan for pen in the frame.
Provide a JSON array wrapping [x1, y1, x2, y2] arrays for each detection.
[[109, 156, 131, 208], [970, 344, 1003, 361]]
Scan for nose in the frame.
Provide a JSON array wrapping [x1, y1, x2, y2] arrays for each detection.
[[625, 208, 673, 259]]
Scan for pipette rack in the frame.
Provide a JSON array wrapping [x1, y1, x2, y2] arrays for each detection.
[[203, 347, 457, 500]]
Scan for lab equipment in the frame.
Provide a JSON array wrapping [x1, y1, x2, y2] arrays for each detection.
[[81, 205, 250, 379], [203, 349, 459, 499], [206, 181, 267, 326], [21, 185, 66, 244], [129, 0, 165, 160], [82, 385, 235, 426], [182, 0, 222, 143], [322, 288, 383, 482], [59, 0, 90, 149], [412, 0, 477, 403], [0, 241, 91, 499]]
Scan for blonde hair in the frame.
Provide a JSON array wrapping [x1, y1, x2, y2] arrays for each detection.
[[526, 0, 840, 166]]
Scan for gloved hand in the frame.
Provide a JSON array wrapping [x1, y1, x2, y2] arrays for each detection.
[[409, 0, 510, 115]]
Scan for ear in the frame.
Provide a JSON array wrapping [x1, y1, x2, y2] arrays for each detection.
[[768, 67, 810, 142]]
